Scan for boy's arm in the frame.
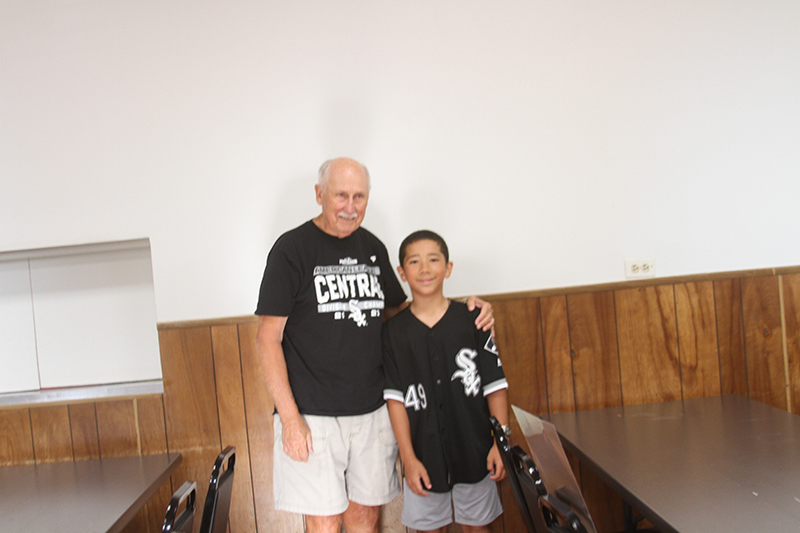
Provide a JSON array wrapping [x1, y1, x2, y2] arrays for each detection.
[[386, 399, 433, 496], [486, 388, 509, 481]]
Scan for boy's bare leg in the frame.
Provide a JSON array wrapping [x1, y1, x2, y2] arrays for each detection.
[[459, 525, 491, 533], [342, 501, 380, 533], [416, 528, 447, 533], [305, 514, 343, 533]]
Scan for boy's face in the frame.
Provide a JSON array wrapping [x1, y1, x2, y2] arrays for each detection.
[[397, 239, 453, 297]]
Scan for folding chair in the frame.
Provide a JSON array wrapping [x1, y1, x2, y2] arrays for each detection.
[[198, 446, 236, 533], [162, 481, 197, 533], [492, 406, 596, 533]]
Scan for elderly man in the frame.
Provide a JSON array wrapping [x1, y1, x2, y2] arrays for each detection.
[[256, 158, 493, 533]]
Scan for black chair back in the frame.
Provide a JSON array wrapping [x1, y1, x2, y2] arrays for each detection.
[[492, 417, 592, 533], [492, 417, 550, 533], [162, 480, 197, 533], [199, 446, 236, 533]]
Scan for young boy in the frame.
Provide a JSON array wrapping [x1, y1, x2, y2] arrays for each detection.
[[382, 230, 510, 533]]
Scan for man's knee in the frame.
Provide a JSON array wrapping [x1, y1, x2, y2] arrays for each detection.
[[306, 513, 343, 533], [343, 501, 380, 533]]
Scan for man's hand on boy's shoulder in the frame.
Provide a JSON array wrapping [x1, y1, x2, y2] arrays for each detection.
[[404, 457, 433, 497], [384, 300, 409, 321], [487, 442, 506, 482], [465, 296, 495, 332]]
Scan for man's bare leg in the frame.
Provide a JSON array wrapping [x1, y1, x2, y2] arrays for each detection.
[[342, 501, 380, 533], [306, 513, 343, 533]]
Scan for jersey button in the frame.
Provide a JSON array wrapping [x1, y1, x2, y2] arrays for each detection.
[[436, 379, 441, 385]]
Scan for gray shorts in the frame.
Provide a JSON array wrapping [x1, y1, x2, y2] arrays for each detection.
[[401, 473, 503, 530], [273, 404, 400, 516]]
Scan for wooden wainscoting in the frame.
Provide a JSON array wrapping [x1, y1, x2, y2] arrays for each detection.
[[2, 268, 800, 533], [490, 269, 800, 532]]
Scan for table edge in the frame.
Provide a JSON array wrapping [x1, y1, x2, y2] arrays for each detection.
[[106, 453, 183, 533]]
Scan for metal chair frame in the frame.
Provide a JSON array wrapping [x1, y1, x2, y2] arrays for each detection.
[[162, 480, 197, 533]]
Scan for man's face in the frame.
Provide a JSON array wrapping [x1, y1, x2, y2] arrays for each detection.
[[315, 160, 370, 238]]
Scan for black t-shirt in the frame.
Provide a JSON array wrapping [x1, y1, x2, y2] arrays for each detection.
[[382, 301, 508, 492], [256, 220, 407, 416]]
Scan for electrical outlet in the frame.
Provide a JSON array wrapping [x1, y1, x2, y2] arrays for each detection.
[[625, 259, 656, 279]]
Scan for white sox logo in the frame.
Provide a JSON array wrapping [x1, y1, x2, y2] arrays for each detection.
[[348, 300, 368, 327], [451, 348, 481, 397]]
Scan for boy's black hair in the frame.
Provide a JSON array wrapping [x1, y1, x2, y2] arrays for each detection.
[[399, 230, 450, 265]]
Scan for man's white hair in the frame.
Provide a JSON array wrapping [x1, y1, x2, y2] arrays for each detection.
[[318, 158, 371, 191]]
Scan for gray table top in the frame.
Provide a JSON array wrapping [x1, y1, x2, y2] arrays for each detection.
[[0, 453, 181, 533], [547, 395, 800, 533]]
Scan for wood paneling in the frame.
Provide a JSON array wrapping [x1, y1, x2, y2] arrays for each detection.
[[783, 274, 800, 414], [134, 396, 172, 533], [96, 399, 139, 458], [159, 326, 223, 533], [567, 291, 622, 411], [492, 298, 548, 416], [615, 286, 681, 406], [30, 405, 73, 463], [714, 279, 748, 396], [137, 396, 168, 455], [8, 265, 800, 533], [675, 282, 721, 399], [564, 291, 624, 526], [541, 296, 575, 414], [0, 409, 33, 466], [211, 324, 257, 533], [69, 403, 100, 461], [742, 276, 786, 410]]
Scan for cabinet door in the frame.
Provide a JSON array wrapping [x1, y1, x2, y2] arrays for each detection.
[[0, 260, 40, 394], [30, 246, 162, 389]]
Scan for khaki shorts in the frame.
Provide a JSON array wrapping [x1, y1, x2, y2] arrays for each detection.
[[401, 473, 503, 530], [273, 404, 400, 516]]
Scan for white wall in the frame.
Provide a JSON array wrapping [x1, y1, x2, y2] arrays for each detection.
[[2, 0, 799, 323]]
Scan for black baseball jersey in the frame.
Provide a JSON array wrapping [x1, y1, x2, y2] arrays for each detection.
[[256, 220, 407, 416], [382, 301, 508, 492]]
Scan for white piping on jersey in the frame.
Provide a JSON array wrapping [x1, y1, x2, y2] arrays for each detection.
[[483, 378, 509, 396], [383, 389, 405, 403]]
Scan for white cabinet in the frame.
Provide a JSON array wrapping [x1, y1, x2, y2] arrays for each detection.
[[0, 239, 162, 405], [0, 260, 40, 394]]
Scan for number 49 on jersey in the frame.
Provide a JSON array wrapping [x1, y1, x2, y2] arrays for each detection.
[[404, 384, 427, 411]]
